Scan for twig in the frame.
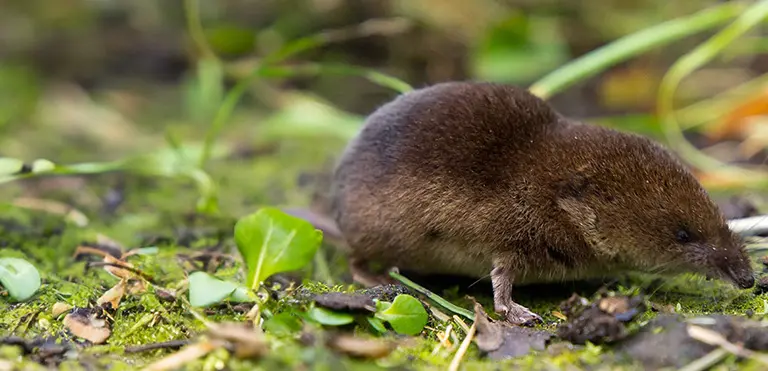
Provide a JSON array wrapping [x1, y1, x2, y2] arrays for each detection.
[[678, 348, 730, 371], [448, 321, 477, 371], [728, 215, 768, 236], [687, 325, 768, 366], [87, 261, 155, 284], [453, 316, 471, 335], [125, 340, 192, 354], [388, 271, 474, 320]]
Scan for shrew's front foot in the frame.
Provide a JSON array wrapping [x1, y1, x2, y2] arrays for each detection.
[[494, 301, 543, 326], [491, 265, 543, 326]]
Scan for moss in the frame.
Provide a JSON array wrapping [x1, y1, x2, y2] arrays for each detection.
[[0, 156, 765, 371]]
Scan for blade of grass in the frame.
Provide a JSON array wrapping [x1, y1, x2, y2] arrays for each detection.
[[657, 0, 768, 180], [389, 270, 474, 321], [676, 71, 768, 130], [198, 18, 413, 167], [529, 3, 744, 99], [256, 64, 412, 94]]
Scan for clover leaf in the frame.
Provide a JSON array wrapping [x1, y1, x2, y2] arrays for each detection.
[[0, 258, 41, 301], [374, 294, 428, 336], [234, 207, 322, 290]]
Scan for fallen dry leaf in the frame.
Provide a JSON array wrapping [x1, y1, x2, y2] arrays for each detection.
[[208, 322, 267, 359], [52, 302, 73, 317], [141, 340, 223, 371], [12, 197, 89, 227], [63, 308, 111, 344], [471, 300, 551, 360], [327, 334, 396, 359], [97, 279, 127, 309], [707, 88, 768, 142]]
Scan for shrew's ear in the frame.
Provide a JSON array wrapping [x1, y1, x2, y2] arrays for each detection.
[[556, 173, 617, 258]]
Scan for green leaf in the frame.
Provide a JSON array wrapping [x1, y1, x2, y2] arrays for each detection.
[[134, 247, 159, 255], [188, 271, 238, 307], [31, 159, 55, 173], [229, 285, 257, 303], [0, 258, 41, 301], [366, 317, 388, 334], [234, 207, 323, 289], [0, 158, 23, 175], [263, 312, 303, 335], [306, 307, 355, 326], [374, 294, 428, 336]]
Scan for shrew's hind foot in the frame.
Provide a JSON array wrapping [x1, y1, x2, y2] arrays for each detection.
[[348, 257, 397, 287]]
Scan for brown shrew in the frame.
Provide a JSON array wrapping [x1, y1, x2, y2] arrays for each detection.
[[328, 81, 755, 325]]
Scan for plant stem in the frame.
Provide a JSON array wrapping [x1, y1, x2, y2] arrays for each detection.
[[529, 3, 744, 99], [388, 270, 474, 321], [657, 0, 768, 176], [183, 0, 217, 61]]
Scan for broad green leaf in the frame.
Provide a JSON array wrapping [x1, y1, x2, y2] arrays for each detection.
[[263, 312, 303, 335], [188, 271, 238, 307], [0, 158, 23, 175], [234, 207, 323, 289], [0, 258, 41, 301], [374, 294, 428, 336], [31, 159, 55, 173], [306, 307, 354, 326]]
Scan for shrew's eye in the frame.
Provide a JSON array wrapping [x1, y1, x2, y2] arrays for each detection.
[[675, 228, 692, 244]]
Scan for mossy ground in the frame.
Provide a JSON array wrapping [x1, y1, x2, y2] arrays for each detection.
[[1, 150, 767, 370]]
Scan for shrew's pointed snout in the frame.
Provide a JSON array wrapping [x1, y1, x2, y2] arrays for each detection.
[[712, 247, 755, 289], [732, 269, 755, 289]]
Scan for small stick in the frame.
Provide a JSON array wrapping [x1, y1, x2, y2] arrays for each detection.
[[728, 215, 768, 236], [453, 316, 471, 335], [448, 321, 477, 371], [125, 340, 192, 353], [687, 325, 768, 365], [678, 348, 729, 371]]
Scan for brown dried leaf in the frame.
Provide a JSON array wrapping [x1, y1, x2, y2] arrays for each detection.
[[142, 340, 223, 371], [327, 334, 396, 359], [707, 89, 768, 141], [63, 310, 111, 344], [208, 322, 267, 359], [97, 279, 126, 309], [12, 197, 89, 227], [471, 300, 551, 360], [52, 302, 73, 317]]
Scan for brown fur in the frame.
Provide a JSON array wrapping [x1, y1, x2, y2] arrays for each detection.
[[329, 81, 755, 324]]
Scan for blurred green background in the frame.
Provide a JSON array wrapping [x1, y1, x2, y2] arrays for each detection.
[[0, 0, 766, 213]]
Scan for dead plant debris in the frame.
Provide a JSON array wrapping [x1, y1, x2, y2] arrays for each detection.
[[471, 300, 552, 360], [556, 293, 645, 345], [62, 307, 112, 345], [620, 314, 768, 369], [313, 292, 376, 313]]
